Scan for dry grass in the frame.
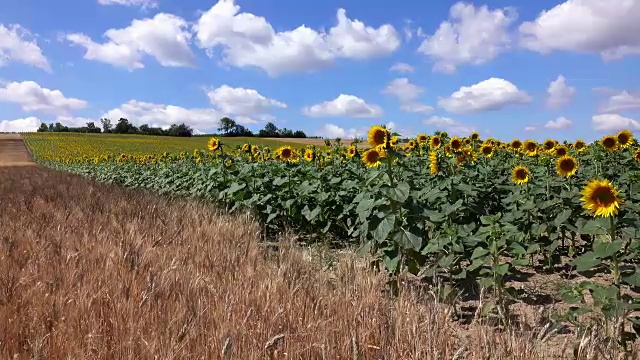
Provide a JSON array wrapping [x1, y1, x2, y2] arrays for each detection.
[[0, 166, 633, 359]]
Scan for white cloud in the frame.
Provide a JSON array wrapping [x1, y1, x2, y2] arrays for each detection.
[[519, 0, 640, 60], [303, 94, 383, 118], [400, 103, 434, 114], [592, 113, 640, 132], [315, 123, 364, 139], [524, 125, 538, 132], [424, 115, 476, 136], [0, 81, 87, 115], [389, 62, 414, 73], [97, 0, 158, 8], [56, 116, 96, 128], [544, 116, 572, 129], [546, 75, 576, 109], [194, 0, 400, 77], [206, 85, 286, 117], [418, 2, 516, 73], [438, 77, 531, 114], [382, 78, 423, 103], [0, 117, 41, 132], [103, 100, 226, 132], [66, 13, 195, 70], [0, 24, 51, 71], [599, 91, 640, 113]]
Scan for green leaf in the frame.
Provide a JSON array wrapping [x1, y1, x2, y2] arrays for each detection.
[[580, 218, 609, 235], [554, 209, 572, 227], [392, 227, 422, 251], [593, 239, 624, 258], [570, 252, 601, 272], [373, 214, 395, 243], [384, 182, 410, 203], [623, 270, 640, 287], [471, 247, 489, 259]]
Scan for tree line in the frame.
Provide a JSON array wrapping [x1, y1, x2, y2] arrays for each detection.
[[36, 117, 307, 138]]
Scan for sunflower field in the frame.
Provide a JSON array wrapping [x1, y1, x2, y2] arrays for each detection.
[[23, 128, 640, 348]]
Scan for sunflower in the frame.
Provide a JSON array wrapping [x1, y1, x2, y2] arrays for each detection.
[[635, 149, 640, 162], [450, 137, 463, 152], [252, 145, 260, 154], [574, 140, 586, 152], [523, 140, 538, 156], [556, 156, 578, 178], [471, 132, 480, 141], [276, 146, 296, 162], [512, 166, 531, 185], [480, 143, 494, 157], [304, 148, 315, 162], [430, 136, 442, 149], [600, 135, 618, 151], [429, 151, 438, 174], [616, 130, 634, 148], [510, 139, 523, 152], [417, 133, 429, 145], [553, 145, 568, 157], [464, 138, 471, 145], [362, 147, 385, 168], [543, 139, 556, 151], [368, 125, 389, 148], [407, 140, 417, 150], [391, 136, 399, 146], [346, 145, 358, 158], [207, 137, 221, 151], [580, 179, 623, 217], [242, 143, 251, 152]]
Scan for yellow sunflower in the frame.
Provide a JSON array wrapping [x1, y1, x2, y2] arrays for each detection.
[[252, 145, 260, 154], [580, 179, 623, 218], [634, 149, 640, 162], [574, 140, 586, 152], [207, 137, 221, 151], [600, 135, 618, 151], [391, 136, 399, 146], [276, 146, 297, 162], [471, 132, 480, 141], [368, 125, 389, 148], [346, 145, 358, 158], [362, 147, 385, 168], [556, 156, 578, 178], [543, 139, 556, 151], [510, 139, 523, 152], [417, 133, 429, 145], [242, 143, 251, 152], [407, 140, 417, 150], [616, 130, 634, 149], [450, 137, 463, 152], [480, 143, 494, 157], [430, 136, 442, 149], [523, 140, 538, 156], [512, 166, 531, 185], [429, 151, 438, 174], [554, 145, 568, 157], [304, 149, 315, 162]]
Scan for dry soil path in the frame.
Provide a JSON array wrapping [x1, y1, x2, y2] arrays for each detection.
[[0, 134, 35, 167]]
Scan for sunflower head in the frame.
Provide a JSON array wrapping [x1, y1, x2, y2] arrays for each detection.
[[556, 155, 578, 178], [554, 145, 568, 157], [252, 145, 260, 154], [450, 136, 463, 151], [430, 136, 442, 149], [346, 145, 358, 158], [471, 132, 480, 141], [543, 139, 556, 151], [304, 148, 315, 162], [417, 133, 429, 144], [362, 147, 385, 168], [429, 151, 439, 175], [510, 139, 523, 151], [523, 140, 538, 156], [616, 130, 634, 148], [207, 138, 221, 151], [390, 136, 399, 146], [574, 140, 586, 152], [601, 135, 618, 151], [580, 179, 623, 217], [634, 149, 640, 162], [480, 144, 494, 157], [512, 166, 531, 185], [407, 139, 417, 150], [242, 143, 251, 152], [276, 146, 297, 162], [367, 125, 389, 148]]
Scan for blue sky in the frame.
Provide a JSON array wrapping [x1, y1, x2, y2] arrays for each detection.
[[0, 0, 639, 142]]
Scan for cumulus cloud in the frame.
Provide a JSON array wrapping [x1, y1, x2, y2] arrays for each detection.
[[400, 103, 434, 114], [424, 115, 476, 137], [315, 123, 365, 139], [382, 78, 434, 114], [206, 85, 286, 118], [97, 0, 158, 8], [599, 91, 640, 113], [544, 116, 572, 129], [389, 62, 414, 73], [65, 13, 195, 70], [524, 125, 538, 132], [592, 113, 640, 132], [546, 75, 576, 109], [0, 81, 87, 115], [303, 94, 383, 118], [0, 117, 41, 132], [418, 2, 516, 73], [0, 24, 51, 71], [438, 77, 531, 114], [194, 0, 400, 77], [519, 0, 640, 60]]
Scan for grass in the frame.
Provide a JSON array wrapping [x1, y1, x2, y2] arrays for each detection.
[[0, 165, 599, 359]]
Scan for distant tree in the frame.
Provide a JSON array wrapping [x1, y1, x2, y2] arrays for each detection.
[[86, 122, 101, 133], [166, 123, 193, 137], [279, 128, 294, 137], [113, 118, 137, 134], [218, 117, 237, 135], [48, 123, 54, 131], [228, 124, 254, 137], [293, 130, 307, 138], [53, 122, 69, 132], [37, 123, 49, 132], [258, 122, 279, 137], [101, 118, 112, 133]]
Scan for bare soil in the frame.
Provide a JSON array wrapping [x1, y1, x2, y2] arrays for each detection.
[[0, 134, 34, 166]]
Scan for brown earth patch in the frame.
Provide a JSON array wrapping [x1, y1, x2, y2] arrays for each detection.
[[0, 134, 34, 166]]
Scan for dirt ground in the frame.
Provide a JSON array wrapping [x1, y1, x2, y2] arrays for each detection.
[[0, 134, 34, 166]]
